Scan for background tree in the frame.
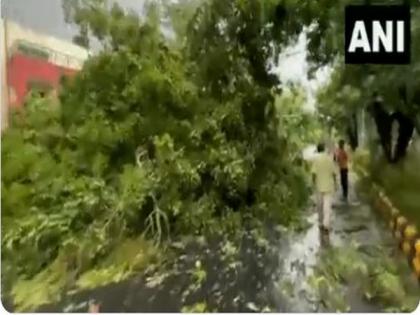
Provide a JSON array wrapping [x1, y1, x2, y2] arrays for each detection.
[[311, 1, 420, 161]]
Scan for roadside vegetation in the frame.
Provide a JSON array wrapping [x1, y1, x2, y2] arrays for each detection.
[[1, 1, 317, 310], [2, 0, 419, 311]]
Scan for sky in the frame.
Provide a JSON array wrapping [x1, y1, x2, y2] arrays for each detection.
[[1, 0, 148, 41], [274, 31, 331, 111], [1, 0, 330, 110]]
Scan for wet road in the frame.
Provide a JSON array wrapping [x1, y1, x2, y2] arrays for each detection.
[[269, 172, 418, 312], [33, 172, 418, 313]]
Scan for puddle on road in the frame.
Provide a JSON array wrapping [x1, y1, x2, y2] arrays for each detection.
[[34, 179, 418, 313], [267, 186, 414, 313], [270, 211, 324, 312]]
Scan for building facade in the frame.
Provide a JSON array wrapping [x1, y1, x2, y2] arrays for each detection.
[[1, 20, 89, 129], [1, 19, 8, 130]]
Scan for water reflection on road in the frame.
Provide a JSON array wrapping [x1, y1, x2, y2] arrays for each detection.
[[35, 169, 418, 313], [269, 211, 324, 312], [267, 177, 414, 312]]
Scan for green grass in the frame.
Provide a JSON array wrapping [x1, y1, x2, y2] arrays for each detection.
[[10, 237, 161, 311], [370, 144, 420, 227]]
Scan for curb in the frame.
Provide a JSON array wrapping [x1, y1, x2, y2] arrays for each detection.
[[356, 167, 420, 279], [371, 184, 420, 280]]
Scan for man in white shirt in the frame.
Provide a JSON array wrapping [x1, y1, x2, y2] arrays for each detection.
[[311, 143, 337, 233]]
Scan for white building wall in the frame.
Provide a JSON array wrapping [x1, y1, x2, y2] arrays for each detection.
[[5, 20, 89, 70]]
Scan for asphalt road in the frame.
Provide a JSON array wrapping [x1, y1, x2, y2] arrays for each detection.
[[28, 173, 419, 313]]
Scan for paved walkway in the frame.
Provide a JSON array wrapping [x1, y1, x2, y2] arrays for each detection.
[[34, 173, 419, 313], [269, 172, 419, 312]]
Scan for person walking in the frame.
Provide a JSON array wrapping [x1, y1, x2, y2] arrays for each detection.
[[335, 139, 349, 202], [311, 143, 337, 233]]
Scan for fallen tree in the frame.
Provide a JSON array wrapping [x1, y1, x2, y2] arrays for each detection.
[[2, 0, 316, 310]]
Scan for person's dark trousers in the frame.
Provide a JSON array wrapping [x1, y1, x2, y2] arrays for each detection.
[[340, 168, 348, 200]]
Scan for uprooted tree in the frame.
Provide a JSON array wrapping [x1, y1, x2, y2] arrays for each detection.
[[8, 0, 420, 310], [2, 0, 322, 309]]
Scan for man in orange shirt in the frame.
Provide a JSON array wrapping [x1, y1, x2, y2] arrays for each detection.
[[335, 139, 349, 202]]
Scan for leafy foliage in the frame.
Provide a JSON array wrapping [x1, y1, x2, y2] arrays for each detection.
[[370, 137, 420, 227], [76, 237, 161, 289], [2, 0, 316, 310], [181, 301, 208, 313], [310, 244, 420, 312], [314, 1, 420, 157]]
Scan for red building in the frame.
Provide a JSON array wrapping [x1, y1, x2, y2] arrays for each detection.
[[7, 41, 80, 108], [1, 20, 89, 127]]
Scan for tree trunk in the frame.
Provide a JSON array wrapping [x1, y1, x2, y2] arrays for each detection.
[[390, 112, 414, 162]]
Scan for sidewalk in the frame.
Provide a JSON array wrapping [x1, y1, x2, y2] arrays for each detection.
[[35, 172, 419, 313], [268, 171, 419, 312]]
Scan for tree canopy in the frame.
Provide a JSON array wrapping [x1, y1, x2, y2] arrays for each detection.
[[2, 1, 322, 310], [4, 0, 420, 310], [312, 0, 420, 161]]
